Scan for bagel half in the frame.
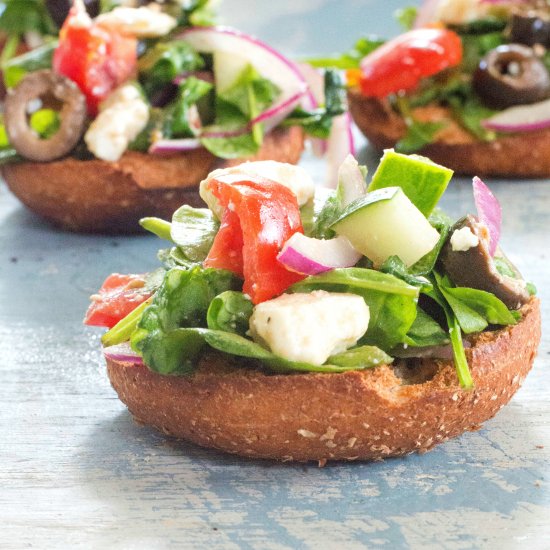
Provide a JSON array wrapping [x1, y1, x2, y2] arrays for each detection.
[[348, 90, 550, 178], [1, 126, 304, 233], [106, 297, 540, 463]]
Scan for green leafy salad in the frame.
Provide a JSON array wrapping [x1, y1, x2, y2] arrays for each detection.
[[86, 151, 535, 390], [0, 0, 344, 165]]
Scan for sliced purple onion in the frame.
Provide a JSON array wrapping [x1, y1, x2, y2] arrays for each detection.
[[481, 98, 550, 133], [149, 138, 204, 154], [337, 154, 367, 206], [295, 62, 323, 109], [325, 112, 356, 188], [277, 233, 362, 276], [473, 176, 501, 257], [103, 342, 144, 365], [179, 26, 308, 107]]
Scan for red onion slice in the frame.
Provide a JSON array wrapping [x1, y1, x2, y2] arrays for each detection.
[[473, 176, 501, 257], [278, 233, 362, 276], [481, 98, 550, 133], [337, 154, 367, 207], [103, 342, 144, 365], [295, 62, 323, 109], [149, 138, 204, 154], [179, 26, 308, 106], [325, 112, 356, 187]]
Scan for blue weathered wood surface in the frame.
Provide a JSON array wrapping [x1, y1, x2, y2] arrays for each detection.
[[1, 1, 549, 548]]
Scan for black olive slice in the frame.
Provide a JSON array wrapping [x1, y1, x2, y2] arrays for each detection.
[[473, 44, 550, 109], [439, 215, 530, 310], [4, 70, 87, 162], [509, 10, 550, 47]]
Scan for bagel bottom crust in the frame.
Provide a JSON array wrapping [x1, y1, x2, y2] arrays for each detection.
[[1, 126, 304, 233], [348, 90, 550, 178], [105, 298, 540, 463]]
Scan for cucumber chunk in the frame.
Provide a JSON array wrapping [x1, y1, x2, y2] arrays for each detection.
[[332, 187, 440, 267], [368, 149, 453, 217]]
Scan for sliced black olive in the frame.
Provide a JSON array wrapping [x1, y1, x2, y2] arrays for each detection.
[[509, 10, 550, 47], [473, 44, 550, 109], [45, 0, 100, 28], [438, 215, 530, 310], [4, 70, 87, 162]]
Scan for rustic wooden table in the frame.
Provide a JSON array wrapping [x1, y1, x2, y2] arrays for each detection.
[[1, 1, 549, 548]]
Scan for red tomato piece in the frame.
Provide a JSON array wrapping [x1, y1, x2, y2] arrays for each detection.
[[84, 273, 152, 328], [358, 28, 463, 98], [53, 5, 137, 115], [203, 173, 305, 304]]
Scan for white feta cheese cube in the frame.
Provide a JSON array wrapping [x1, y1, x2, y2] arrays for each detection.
[[450, 226, 479, 252], [85, 84, 149, 162], [96, 6, 177, 38], [249, 291, 370, 365]]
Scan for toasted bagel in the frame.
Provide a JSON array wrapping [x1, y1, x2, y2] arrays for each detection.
[[348, 89, 550, 178], [105, 297, 540, 463], [1, 126, 304, 233]]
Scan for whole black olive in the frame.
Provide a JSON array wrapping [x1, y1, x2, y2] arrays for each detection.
[[4, 70, 87, 162], [473, 44, 550, 109], [509, 10, 550, 47], [45, 0, 100, 28]]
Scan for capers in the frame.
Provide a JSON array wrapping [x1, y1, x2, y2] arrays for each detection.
[[509, 10, 550, 47], [473, 44, 550, 109], [4, 70, 87, 162]]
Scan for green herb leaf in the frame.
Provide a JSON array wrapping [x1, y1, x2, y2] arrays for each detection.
[[3, 41, 56, 89], [395, 7, 418, 31], [206, 291, 253, 336], [403, 307, 449, 348]]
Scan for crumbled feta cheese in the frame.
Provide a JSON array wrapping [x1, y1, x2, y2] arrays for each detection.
[[450, 227, 480, 252], [434, 0, 492, 25], [85, 84, 149, 162], [95, 6, 177, 38], [249, 291, 370, 365]]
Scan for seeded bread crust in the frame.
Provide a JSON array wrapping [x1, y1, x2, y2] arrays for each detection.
[[1, 126, 304, 233], [348, 90, 550, 178], [106, 297, 540, 463]]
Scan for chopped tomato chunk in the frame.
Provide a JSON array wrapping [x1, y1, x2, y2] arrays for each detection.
[[53, 4, 137, 115], [84, 273, 151, 328], [203, 173, 305, 303], [358, 28, 463, 98]]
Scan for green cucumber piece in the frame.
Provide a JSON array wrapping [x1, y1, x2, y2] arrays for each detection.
[[332, 187, 440, 267], [368, 149, 453, 216]]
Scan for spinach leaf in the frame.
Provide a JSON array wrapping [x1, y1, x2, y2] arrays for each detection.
[[138, 40, 205, 96], [198, 329, 390, 373], [200, 64, 279, 158], [170, 205, 219, 261], [424, 274, 474, 389], [403, 307, 449, 348], [409, 223, 450, 276], [0, 0, 56, 37], [437, 274, 518, 333], [380, 256, 433, 290], [282, 70, 346, 139], [291, 268, 419, 351], [207, 291, 253, 336], [131, 266, 237, 374], [396, 119, 446, 154], [328, 345, 393, 369], [306, 36, 385, 69]]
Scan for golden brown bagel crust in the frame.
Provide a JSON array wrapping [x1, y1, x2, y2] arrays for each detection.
[[106, 297, 540, 463], [348, 90, 550, 178], [1, 126, 304, 233]]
